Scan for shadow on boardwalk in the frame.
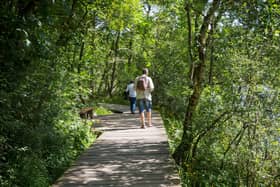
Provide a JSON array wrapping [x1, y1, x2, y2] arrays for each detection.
[[53, 104, 181, 187]]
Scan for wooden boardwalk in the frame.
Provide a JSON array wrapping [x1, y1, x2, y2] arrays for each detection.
[[53, 105, 181, 187]]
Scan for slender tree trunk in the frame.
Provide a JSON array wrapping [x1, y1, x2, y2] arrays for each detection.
[[97, 34, 114, 95], [89, 68, 95, 99], [108, 31, 120, 97], [173, 0, 222, 167], [220, 124, 247, 169], [56, 0, 77, 45], [97, 56, 109, 95], [78, 41, 86, 104], [209, 44, 214, 84], [127, 38, 133, 66], [71, 45, 75, 68], [185, 3, 194, 83], [89, 11, 96, 99]]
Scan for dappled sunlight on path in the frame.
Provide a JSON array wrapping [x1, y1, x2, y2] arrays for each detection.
[[53, 104, 180, 187]]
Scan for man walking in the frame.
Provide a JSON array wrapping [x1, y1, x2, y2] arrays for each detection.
[[134, 68, 154, 128], [125, 80, 137, 114]]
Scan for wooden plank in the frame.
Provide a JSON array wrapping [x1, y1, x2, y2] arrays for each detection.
[[53, 106, 180, 187]]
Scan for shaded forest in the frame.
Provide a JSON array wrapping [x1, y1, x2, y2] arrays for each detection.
[[0, 0, 279, 186]]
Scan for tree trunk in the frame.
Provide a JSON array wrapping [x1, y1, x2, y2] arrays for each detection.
[[209, 44, 214, 85], [89, 11, 96, 99], [185, 3, 194, 82], [97, 34, 114, 95], [78, 41, 86, 105], [173, 0, 221, 166], [127, 38, 133, 66], [108, 31, 120, 97]]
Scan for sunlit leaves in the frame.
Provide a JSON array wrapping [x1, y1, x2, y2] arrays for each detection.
[[1, 0, 280, 186], [95, 0, 143, 31]]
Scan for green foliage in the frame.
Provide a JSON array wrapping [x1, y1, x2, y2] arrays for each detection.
[[161, 113, 183, 154], [160, 1, 280, 186], [0, 1, 97, 186], [1, 0, 280, 186], [14, 154, 49, 187], [95, 107, 113, 115]]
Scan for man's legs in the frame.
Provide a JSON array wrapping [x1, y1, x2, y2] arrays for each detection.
[[146, 111, 152, 126], [145, 100, 152, 127], [129, 97, 136, 113], [138, 99, 152, 128], [131, 97, 136, 113], [129, 97, 132, 113]]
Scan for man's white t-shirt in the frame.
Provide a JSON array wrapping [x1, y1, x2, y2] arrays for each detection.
[[126, 83, 137, 98]]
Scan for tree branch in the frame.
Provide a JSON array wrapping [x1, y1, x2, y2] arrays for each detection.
[[220, 123, 248, 169], [192, 110, 232, 158]]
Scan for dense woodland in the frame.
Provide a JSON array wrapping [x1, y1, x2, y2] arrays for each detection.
[[1, 0, 279, 186]]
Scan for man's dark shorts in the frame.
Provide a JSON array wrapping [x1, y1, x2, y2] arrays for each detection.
[[138, 99, 152, 113]]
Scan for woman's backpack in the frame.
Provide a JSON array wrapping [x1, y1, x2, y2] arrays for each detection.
[[136, 76, 148, 91]]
